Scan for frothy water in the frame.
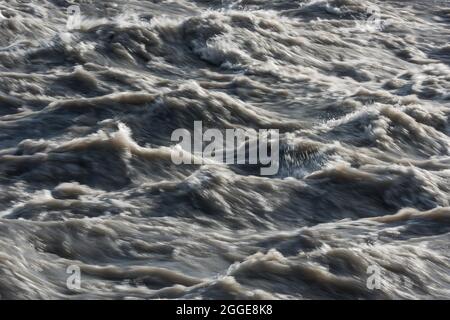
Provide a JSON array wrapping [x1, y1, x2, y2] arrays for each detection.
[[0, 0, 449, 299]]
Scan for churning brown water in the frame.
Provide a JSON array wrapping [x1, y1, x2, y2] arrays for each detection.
[[0, 0, 449, 299]]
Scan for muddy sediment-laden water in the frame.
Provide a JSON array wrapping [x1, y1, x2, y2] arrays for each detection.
[[0, 0, 449, 299]]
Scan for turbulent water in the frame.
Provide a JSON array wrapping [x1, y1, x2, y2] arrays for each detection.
[[0, 0, 449, 300]]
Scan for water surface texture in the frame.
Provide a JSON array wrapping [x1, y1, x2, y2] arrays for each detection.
[[0, 0, 449, 299]]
